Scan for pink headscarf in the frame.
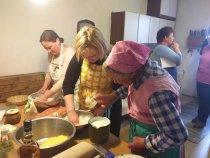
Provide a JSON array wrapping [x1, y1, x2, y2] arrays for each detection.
[[106, 41, 151, 73]]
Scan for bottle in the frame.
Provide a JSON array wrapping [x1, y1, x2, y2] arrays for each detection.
[[0, 127, 13, 152], [19, 119, 40, 158]]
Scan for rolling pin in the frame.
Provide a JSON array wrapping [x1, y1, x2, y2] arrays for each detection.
[[52, 142, 97, 158]]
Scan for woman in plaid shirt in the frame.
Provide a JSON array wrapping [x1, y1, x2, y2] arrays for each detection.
[[95, 41, 188, 158]]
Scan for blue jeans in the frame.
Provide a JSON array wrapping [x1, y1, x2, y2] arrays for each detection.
[[197, 81, 210, 123], [165, 67, 177, 82]]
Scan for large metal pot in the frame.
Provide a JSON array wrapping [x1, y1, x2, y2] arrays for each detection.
[[62, 110, 94, 133], [89, 117, 110, 144], [75, 110, 94, 132], [14, 117, 76, 158]]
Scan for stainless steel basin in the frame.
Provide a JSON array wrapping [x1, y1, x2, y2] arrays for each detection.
[[14, 117, 76, 158]]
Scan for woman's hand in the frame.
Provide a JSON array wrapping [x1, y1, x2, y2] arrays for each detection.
[[67, 110, 79, 124], [93, 105, 107, 116], [128, 136, 146, 153], [171, 42, 181, 53], [38, 85, 48, 93], [94, 91, 118, 107], [36, 94, 48, 103], [36, 90, 53, 103]]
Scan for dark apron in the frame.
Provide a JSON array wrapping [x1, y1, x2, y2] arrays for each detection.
[[129, 118, 180, 158]]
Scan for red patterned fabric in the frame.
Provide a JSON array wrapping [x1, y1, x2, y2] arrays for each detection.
[[106, 41, 150, 73]]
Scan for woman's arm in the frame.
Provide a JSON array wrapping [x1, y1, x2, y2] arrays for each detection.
[[157, 44, 182, 66], [63, 54, 82, 124], [47, 47, 75, 97], [38, 55, 52, 94], [37, 57, 52, 102], [63, 54, 82, 95], [38, 73, 52, 93], [145, 91, 188, 153], [64, 94, 79, 123], [39, 47, 75, 100]]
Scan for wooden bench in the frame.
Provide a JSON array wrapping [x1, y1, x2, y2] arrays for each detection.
[[0, 72, 45, 103]]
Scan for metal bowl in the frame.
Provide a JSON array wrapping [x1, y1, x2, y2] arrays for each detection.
[[63, 110, 94, 132], [28, 92, 60, 109], [14, 117, 76, 158], [75, 110, 94, 132]]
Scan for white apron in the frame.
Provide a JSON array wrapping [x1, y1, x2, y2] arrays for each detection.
[[48, 44, 64, 99]]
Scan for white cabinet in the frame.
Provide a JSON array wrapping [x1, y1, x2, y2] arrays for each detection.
[[159, 18, 168, 29], [123, 12, 139, 42], [110, 11, 139, 44], [138, 14, 150, 43], [167, 20, 175, 29], [159, 18, 175, 29], [110, 11, 176, 44], [147, 0, 177, 20], [138, 15, 161, 43], [160, 0, 177, 18], [138, 16, 174, 43], [169, 0, 178, 18], [160, 0, 170, 17], [148, 17, 160, 43]]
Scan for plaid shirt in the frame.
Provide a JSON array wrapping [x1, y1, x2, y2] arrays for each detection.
[[117, 59, 188, 153]]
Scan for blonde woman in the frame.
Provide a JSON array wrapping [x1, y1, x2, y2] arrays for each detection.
[[63, 26, 122, 136]]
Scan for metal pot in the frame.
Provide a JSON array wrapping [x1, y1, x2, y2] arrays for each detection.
[[88, 117, 110, 144], [75, 110, 94, 133], [14, 117, 76, 158], [62, 110, 94, 133], [5, 109, 21, 125]]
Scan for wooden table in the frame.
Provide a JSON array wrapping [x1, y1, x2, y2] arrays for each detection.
[[0, 103, 131, 158]]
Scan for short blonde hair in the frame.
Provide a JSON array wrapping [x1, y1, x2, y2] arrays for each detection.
[[75, 26, 110, 61]]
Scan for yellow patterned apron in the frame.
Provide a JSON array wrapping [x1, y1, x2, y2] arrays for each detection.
[[76, 59, 112, 111]]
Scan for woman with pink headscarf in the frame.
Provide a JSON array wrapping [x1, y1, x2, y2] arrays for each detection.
[[96, 41, 188, 158]]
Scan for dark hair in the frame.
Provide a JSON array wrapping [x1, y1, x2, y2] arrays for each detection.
[[156, 26, 173, 43], [39, 30, 64, 43], [200, 38, 208, 55]]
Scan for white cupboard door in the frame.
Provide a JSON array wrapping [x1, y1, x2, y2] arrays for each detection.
[[138, 14, 150, 43], [149, 17, 159, 43], [169, 0, 177, 18], [167, 20, 175, 29], [160, 0, 170, 17], [124, 12, 139, 42], [159, 18, 168, 30], [160, 0, 177, 18]]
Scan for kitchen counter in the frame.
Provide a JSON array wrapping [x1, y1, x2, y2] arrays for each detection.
[[0, 103, 131, 158]]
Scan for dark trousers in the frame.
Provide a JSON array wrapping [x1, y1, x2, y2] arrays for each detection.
[[165, 67, 178, 82], [197, 81, 210, 123], [110, 99, 122, 137]]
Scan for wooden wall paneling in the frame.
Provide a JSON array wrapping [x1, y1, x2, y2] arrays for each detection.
[[0, 72, 45, 103]]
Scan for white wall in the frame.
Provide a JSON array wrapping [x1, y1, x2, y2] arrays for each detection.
[[0, 0, 147, 76], [175, 0, 210, 97]]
